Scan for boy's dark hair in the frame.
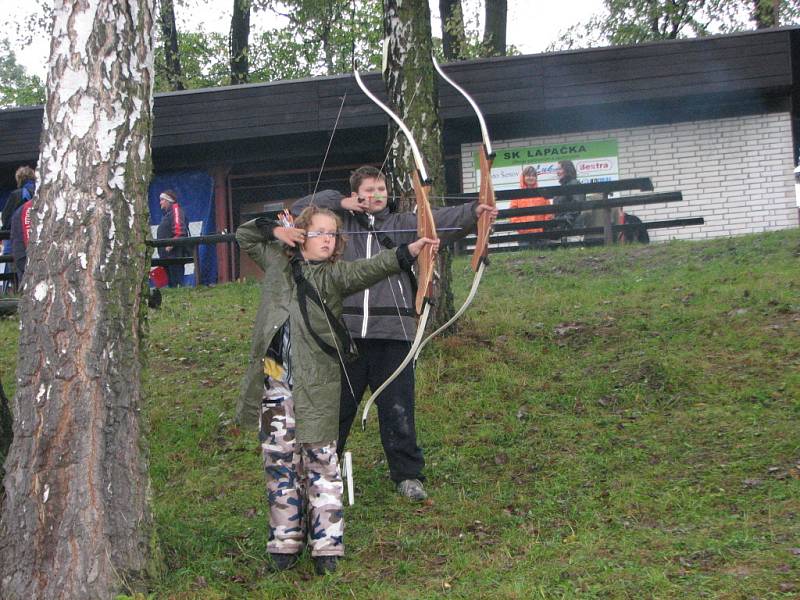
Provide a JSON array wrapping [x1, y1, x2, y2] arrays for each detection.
[[293, 206, 346, 262], [349, 166, 384, 194]]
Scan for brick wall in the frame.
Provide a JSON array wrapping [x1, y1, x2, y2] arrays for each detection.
[[461, 112, 799, 242]]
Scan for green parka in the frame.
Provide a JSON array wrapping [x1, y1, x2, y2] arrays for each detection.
[[235, 219, 408, 443]]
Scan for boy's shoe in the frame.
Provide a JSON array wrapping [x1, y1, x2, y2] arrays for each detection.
[[267, 552, 299, 572], [396, 478, 427, 501], [314, 556, 339, 575]]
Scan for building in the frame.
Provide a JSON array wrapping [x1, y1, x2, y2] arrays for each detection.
[[1, 27, 798, 282]]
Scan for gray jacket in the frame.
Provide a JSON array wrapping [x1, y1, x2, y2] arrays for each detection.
[[553, 177, 584, 228], [292, 190, 478, 341]]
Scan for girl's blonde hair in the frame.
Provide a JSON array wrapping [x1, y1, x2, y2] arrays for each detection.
[[292, 205, 346, 262]]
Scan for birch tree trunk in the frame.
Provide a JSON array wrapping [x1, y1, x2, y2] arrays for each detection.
[[384, 0, 454, 326], [0, 1, 161, 598]]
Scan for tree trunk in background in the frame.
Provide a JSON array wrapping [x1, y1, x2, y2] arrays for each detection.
[[0, 377, 11, 500], [753, 0, 780, 27], [0, 1, 161, 598], [158, 0, 185, 90], [482, 0, 507, 56], [230, 0, 251, 84], [384, 0, 454, 326], [439, 0, 466, 60]]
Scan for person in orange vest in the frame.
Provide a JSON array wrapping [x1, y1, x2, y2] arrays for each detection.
[[509, 165, 552, 236]]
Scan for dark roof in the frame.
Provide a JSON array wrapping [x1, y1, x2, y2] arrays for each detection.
[[1, 27, 797, 174]]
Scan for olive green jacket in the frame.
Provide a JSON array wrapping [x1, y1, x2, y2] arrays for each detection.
[[234, 219, 405, 443]]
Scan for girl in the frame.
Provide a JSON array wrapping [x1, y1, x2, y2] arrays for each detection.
[[235, 206, 438, 575], [509, 165, 552, 235]]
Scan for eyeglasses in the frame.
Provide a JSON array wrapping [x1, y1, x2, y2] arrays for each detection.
[[306, 231, 337, 239]]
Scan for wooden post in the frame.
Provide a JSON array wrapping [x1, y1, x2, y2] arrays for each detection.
[[212, 166, 231, 283], [601, 193, 613, 245]]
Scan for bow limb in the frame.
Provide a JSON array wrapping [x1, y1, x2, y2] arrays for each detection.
[[353, 66, 439, 426], [432, 56, 495, 271], [411, 58, 496, 359], [413, 260, 485, 362]]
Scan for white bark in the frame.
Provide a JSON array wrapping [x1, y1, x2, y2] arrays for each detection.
[[0, 1, 158, 598]]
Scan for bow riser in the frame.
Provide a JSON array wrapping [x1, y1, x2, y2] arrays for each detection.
[[471, 148, 496, 272], [412, 169, 436, 314]]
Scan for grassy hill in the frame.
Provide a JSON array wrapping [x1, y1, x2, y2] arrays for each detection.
[[1, 229, 798, 599]]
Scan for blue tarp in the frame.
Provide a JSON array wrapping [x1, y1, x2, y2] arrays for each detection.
[[0, 189, 13, 290], [1, 174, 219, 287], [148, 170, 217, 286]]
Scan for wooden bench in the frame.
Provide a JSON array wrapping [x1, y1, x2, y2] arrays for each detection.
[[454, 178, 703, 253]]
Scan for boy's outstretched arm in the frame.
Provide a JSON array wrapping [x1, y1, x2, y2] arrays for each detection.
[[290, 190, 345, 216], [431, 201, 498, 243]]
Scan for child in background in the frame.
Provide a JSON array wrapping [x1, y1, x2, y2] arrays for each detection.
[[509, 165, 552, 235], [235, 206, 439, 575]]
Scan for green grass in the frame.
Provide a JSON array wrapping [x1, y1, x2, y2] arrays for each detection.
[[2, 229, 799, 598]]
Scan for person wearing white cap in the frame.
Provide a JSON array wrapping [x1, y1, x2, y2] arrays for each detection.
[[156, 189, 190, 287]]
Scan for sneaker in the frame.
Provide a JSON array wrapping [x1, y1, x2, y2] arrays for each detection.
[[266, 552, 299, 572], [396, 478, 428, 501], [314, 556, 339, 575]]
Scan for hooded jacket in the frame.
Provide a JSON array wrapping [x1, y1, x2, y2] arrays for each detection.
[[10, 200, 32, 267], [234, 218, 412, 441], [1, 180, 35, 232], [291, 190, 478, 341]]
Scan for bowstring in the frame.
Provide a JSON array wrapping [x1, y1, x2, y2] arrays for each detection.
[[302, 88, 357, 400], [309, 92, 347, 206], [375, 77, 423, 344]]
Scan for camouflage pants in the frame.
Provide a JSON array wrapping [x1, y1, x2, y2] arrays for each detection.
[[260, 379, 344, 557]]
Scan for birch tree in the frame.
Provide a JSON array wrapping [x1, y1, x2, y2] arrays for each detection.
[[384, 0, 454, 324], [0, 1, 161, 598]]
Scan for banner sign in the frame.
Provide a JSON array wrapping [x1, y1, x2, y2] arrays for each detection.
[[475, 139, 619, 191]]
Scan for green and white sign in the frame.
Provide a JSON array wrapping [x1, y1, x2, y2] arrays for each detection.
[[475, 139, 619, 191]]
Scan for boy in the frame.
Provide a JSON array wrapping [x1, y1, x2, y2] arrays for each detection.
[[290, 166, 498, 501], [236, 206, 438, 574]]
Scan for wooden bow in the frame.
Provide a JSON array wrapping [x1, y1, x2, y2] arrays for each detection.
[[353, 67, 438, 429], [412, 56, 496, 361]]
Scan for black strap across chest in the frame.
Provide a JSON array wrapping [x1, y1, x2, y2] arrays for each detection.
[[352, 212, 418, 301], [289, 253, 357, 363]]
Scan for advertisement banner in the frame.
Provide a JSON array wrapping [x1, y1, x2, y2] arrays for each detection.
[[475, 139, 619, 191]]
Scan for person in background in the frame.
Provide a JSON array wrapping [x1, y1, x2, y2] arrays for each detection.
[[235, 205, 439, 575], [9, 197, 32, 284], [156, 189, 190, 287], [553, 160, 584, 229], [1, 166, 35, 234], [509, 166, 552, 236], [1, 166, 36, 291]]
